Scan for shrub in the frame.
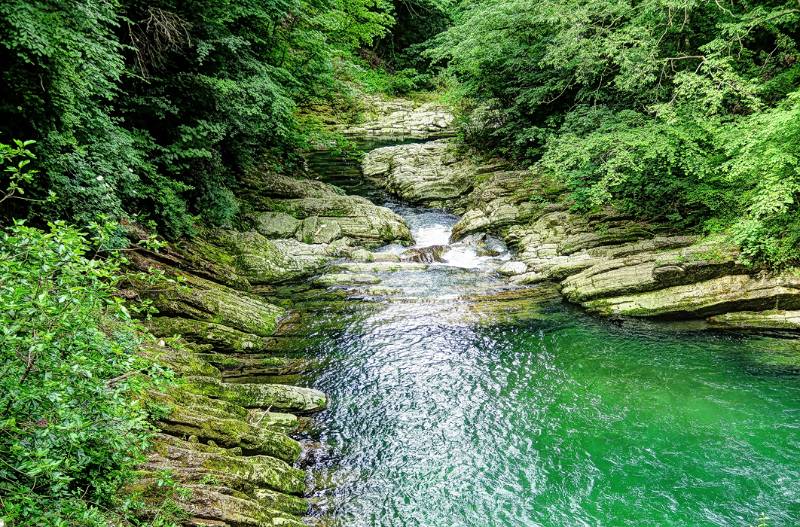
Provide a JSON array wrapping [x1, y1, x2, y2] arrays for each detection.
[[0, 221, 169, 526]]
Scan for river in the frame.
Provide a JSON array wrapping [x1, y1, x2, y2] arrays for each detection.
[[295, 149, 800, 527]]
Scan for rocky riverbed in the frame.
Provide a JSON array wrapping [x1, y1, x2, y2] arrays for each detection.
[[361, 113, 800, 330], [130, 95, 800, 527]]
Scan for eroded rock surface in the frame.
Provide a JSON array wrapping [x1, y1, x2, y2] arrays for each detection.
[[365, 136, 800, 327], [363, 140, 474, 208], [128, 233, 332, 526], [340, 95, 455, 141]]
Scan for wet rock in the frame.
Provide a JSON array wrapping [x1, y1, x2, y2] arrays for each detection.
[[401, 245, 447, 263], [707, 310, 800, 331]]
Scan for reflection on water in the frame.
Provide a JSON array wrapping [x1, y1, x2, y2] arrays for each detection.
[[299, 150, 800, 527]]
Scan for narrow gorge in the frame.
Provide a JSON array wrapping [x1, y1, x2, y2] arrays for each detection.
[[131, 98, 800, 526]]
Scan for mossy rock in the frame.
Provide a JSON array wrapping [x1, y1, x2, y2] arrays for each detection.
[[185, 376, 327, 414], [197, 353, 315, 378], [139, 268, 285, 337], [146, 435, 305, 495], [313, 273, 382, 287], [707, 310, 800, 330], [158, 398, 302, 463], [138, 340, 220, 377], [147, 317, 277, 353], [583, 273, 800, 318]]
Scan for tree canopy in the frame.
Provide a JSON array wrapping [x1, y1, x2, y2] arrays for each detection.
[[430, 0, 800, 266]]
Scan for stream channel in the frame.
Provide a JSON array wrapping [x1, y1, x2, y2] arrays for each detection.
[[290, 146, 800, 527]]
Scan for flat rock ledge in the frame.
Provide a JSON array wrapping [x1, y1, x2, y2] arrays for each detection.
[[339, 95, 455, 141], [128, 233, 331, 526], [364, 136, 800, 330]]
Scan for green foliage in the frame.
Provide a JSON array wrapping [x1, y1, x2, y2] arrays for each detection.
[[431, 0, 800, 267], [340, 57, 428, 94], [1, 0, 396, 238], [0, 221, 172, 526]]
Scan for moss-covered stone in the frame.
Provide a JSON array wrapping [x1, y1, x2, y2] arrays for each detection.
[[158, 399, 302, 462], [330, 261, 429, 273], [313, 272, 382, 287], [362, 140, 474, 208], [197, 353, 315, 378], [252, 211, 302, 238], [253, 488, 309, 517], [211, 229, 344, 284], [561, 240, 742, 304], [146, 435, 305, 495], [248, 410, 300, 434], [138, 340, 221, 377], [185, 375, 327, 414], [133, 261, 285, 336], [147, 317, 277, 353]]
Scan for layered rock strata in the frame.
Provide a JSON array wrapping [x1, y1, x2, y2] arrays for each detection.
[[339, 95, 455, 141], [363, 137, 800, 329]]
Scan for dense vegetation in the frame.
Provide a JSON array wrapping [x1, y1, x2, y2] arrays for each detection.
[[429, 0, 800, 266], [0, 0, 401, 238], [0, 219, 174, 526]]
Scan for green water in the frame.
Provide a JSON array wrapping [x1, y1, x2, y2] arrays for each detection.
[[300, 154, 800, 527], [305, 300, 800, 526]]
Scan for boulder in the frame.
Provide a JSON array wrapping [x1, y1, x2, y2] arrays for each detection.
[[241, 171, 412, 247], [362, 140, 474, 208], [498, 261, 527, 276], [401, 245, 447, 263], [252, 212, 301, 238]]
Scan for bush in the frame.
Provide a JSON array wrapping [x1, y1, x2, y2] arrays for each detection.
[[0, 221, 169, 526]]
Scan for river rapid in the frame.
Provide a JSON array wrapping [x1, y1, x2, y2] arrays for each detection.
[[295, 150, 800, 527]]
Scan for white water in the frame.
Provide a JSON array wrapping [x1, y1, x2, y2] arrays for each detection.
[[378, 203, 511, 270]]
